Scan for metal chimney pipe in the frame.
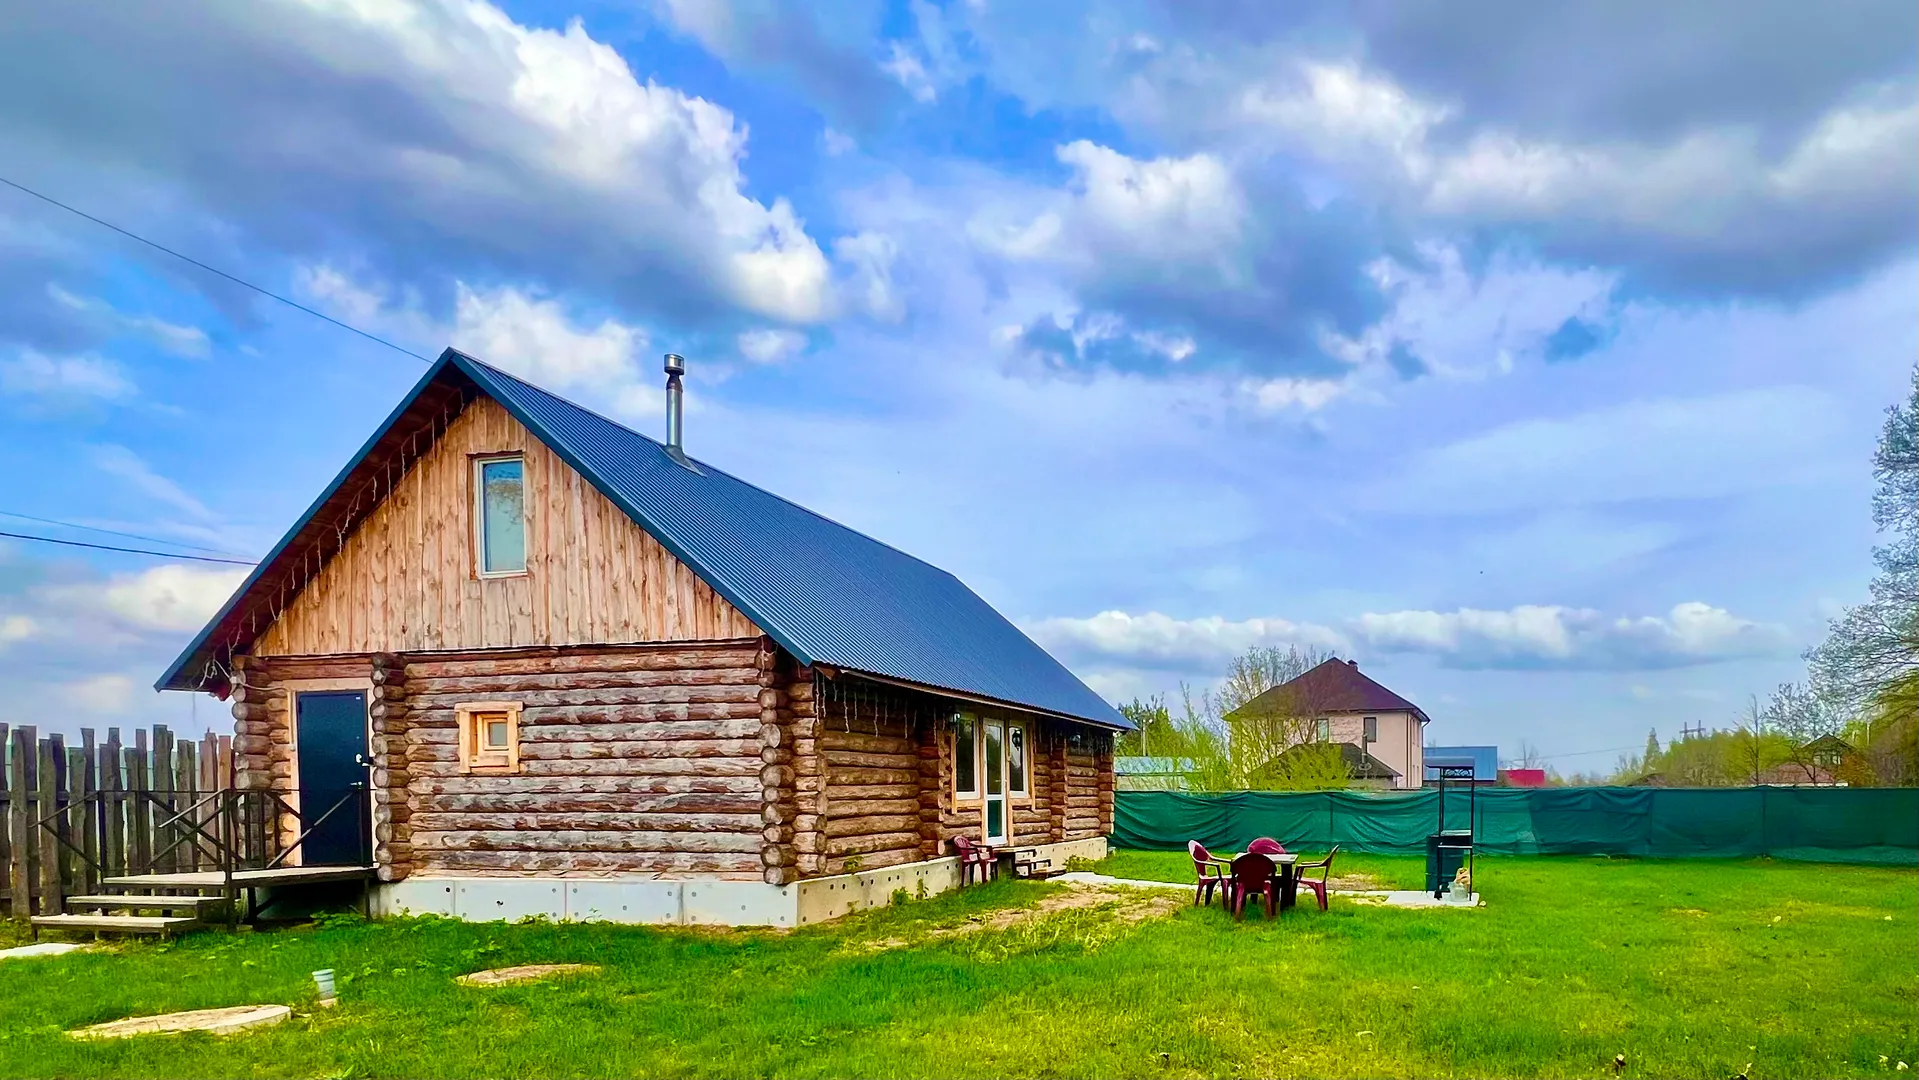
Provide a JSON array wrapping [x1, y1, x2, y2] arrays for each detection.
[[663, 353, 685, 453]]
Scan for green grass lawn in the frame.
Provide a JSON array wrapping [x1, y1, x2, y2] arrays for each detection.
[[0, 854, 1912, 1079]]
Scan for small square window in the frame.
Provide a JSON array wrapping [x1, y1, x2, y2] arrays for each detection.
[[457, 702, 522, 774], [475, 455, 527, 576]]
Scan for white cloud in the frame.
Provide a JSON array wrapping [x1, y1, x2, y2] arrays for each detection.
[[0, 350, 135, 401], [1238, 375, 1344, 412], [736, 328, 805, 364], [1026, 610, 1348, 673], [0, 614, 36, 649], [86, 564, 250, 634], [1326, 245, 1618, 380], [1352, 602, 1785, 670], [881, 42, 936, 103], [68, 673, 137, 714], [1052, 141, 1245, 268], [1240, 60, 1452, 180], [4, 0, 834, 325], [1032, 601, 1784, 675], [298, 268, 664, 422], [452, 283, 647, 398], [821, 126, 857, 157], [91, 445, 215, 521], [834, 231, 906, 323], [46, 285, 210, 358]]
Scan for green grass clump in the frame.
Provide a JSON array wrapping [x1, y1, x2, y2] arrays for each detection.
[[0, 856, 1911, 1078]]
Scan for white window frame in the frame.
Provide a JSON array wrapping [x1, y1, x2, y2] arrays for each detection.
[[1315, 717, 1330, 742], [953, 713, 981, 800], [456, 701, 523, 775], [1362, 715, 1378, 743], [473, 453, 529, 579]]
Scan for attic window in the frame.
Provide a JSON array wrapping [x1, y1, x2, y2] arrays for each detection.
[[475, 455, 527, 576], [456, 701, 523, 774]]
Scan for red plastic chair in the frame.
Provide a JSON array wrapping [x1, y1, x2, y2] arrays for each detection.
[[1226, 852, 1278, 921], [951, 835, 997, 887], [1246, 837, 1287, 857], [1292, 845, 1341, 911], [1188, 840, 1229, 906]]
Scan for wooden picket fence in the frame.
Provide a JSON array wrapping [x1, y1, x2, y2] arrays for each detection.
[[1, 723, 233, 918]]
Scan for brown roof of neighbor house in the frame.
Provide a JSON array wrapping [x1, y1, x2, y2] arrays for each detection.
[[1233, 658, 1432, 725]]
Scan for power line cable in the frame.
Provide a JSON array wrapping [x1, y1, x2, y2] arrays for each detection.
[[0, 529, 256, 566], [0, 173, 429, 363], [0, 509, 247, 557]]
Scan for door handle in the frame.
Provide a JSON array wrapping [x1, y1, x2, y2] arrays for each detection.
[[354, 753, 371, 768]]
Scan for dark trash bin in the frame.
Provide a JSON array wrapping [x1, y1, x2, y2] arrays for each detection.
[[1426, 830, 1473, 895]]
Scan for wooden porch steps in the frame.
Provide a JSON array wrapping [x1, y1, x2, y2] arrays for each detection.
[[29, 913, 201, 937], [64, 894, 233, 913], [100, 866, 376, 890]]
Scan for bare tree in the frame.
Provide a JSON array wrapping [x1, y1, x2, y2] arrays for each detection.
[[1761, 681, 1842, 783]]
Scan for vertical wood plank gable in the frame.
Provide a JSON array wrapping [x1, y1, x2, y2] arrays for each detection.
[[255, 397, 761, 656]]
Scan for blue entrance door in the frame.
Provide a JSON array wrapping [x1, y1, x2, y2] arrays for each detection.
[[294, 690, 370, 866]]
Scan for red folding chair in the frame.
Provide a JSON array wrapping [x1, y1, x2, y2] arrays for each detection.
[[1292, 845, 1341, 911], [1188, 840, 1229, 907]]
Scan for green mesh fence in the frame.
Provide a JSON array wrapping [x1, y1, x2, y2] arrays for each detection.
[[1113, 787, 1919, 865]]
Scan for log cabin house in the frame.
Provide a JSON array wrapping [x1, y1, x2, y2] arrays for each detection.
[[158, 349, 1127, 926]]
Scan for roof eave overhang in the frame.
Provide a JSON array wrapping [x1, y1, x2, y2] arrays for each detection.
[[829, 666, 1133, 731]]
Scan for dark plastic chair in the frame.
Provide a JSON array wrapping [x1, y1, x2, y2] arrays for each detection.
[[1293, 845, 1341, 911], [951, 835, 997, 887], [1226, 852, 1278, 921], [1188, 840, 1228, 907]]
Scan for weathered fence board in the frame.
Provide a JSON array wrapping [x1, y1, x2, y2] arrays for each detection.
[[2, 725, 234, 917]]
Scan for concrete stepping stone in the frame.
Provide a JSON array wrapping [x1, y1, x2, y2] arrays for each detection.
[[69, 1004, 291, 1040], [456, 963, 599, 987]]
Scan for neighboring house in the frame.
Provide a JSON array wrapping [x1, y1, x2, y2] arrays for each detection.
[[1757, 737, 1856, 786], [1424, 745, 1499, 786], [158, 349, 1128, 926], [1229, 658, 1431, 789]]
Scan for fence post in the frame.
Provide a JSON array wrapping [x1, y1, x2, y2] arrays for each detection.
[[79, 729, 100, 896], [177, 740, 200, 870], [129, 731, 151, 875], [102, 729, 125, 880], [0, 722, 9, 916], [36, 737, 62, 915], [153, 725, 175, 875]]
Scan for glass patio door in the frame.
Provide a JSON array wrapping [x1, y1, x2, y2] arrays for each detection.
[[983, 719, 1007, 844]]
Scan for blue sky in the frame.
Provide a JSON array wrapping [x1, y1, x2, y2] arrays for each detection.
[[0, 0, 1913, 770]]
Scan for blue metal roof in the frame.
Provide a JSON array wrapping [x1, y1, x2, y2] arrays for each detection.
[[1423, 745, 1499, 782], [159, 350, 1127, 729]]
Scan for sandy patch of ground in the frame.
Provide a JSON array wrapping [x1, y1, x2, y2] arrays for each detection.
[[456, 963, 600, 986], [69, 1004, 290, 1040], [862, 883, 1186, 952]]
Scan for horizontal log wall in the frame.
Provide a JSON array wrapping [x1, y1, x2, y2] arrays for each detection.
[[401, 640, 768, 879], [230, 643, 1113, 883], [254, 395, 761, 657]]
